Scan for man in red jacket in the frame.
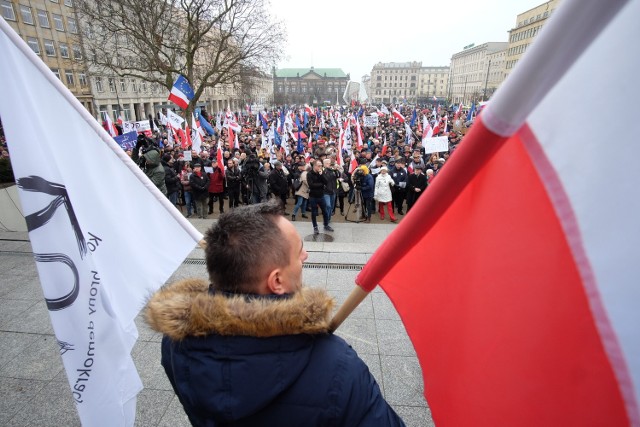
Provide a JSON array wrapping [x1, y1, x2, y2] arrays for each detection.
[[208, 159, 225, 215]]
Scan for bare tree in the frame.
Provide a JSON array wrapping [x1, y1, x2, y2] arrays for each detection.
[[76, 0, 285, 120]]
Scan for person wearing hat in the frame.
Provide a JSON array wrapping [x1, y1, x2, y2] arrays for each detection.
[[391, 158, 408, 215], [406, 164, 427, 212], [189, 163, 210, 218], [374, 166, 397, 222]]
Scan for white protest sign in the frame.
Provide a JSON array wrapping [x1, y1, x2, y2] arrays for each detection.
[[122, 120, 151, 135], [423, 136, 449, 154], [364, 115, 378, 127]]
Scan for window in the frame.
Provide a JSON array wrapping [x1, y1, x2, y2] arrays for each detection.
[[120, 78, 126, 91], [130, 79, 137, 92], [37, 9, 49, 27], [72, 45, 82, 60], [26, 36, 40, 54], [59, 42, 69, 58], [51, 68, 60, 80], [20, 5, 33, 24], [65, 71, 74, 86], [79, 73, 87, 87], [50, 0, 59, 3], [108, 78, 115, 92], [96, 77, 103, 92], [52, 14, 64, 31], [2, 1, 16, 21], [67, 17, 77, 33], [64, 0, 73, 6], [44, 39, 56, 56], [141, 81, 146, 92]]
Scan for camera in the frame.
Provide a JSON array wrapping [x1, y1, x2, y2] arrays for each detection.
[[352, 169, 365, 188]]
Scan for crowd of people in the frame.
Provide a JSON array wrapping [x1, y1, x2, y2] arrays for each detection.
[[129, 104, 469, 234]]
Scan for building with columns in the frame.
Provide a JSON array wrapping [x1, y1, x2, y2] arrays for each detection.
[[449, 42, 508, 105], [505, 0, 560, 78], [273, 67, 349, 106]]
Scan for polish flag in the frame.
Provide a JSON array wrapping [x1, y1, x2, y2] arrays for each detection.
[[391, 107, 405, 123], [454, 102, 464, 121], [355, 119, 364, 149], [379, 104, 390, 115], [216, 139, 224, 176], [352, 0, 640, 426], [348, 152, 358, 174], [422, 115, 433, 142], [103, 112, 118, 137]]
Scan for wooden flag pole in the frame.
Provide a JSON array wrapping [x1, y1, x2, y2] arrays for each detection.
[[329, 285, 370, 332]]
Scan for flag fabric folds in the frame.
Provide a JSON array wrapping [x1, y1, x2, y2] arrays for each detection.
[[0, 19, 202, 426], [167, 75, 194, 110], [198, 111, 215, 136], [355, 0, 639, 425]]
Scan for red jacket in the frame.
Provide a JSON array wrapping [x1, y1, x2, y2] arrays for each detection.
[[208, 167, 225, 193]]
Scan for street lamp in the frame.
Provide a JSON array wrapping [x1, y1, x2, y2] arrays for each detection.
[[483, 59, 492, 101]]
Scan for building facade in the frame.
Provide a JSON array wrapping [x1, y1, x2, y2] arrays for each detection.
[[369, 62, 421, 105], [449, 42, 508, 104], [2, 0, 250, 125], [2, 0, 93, 113], [417, 66, 450, 103], [505, 0, 560, 77], [273, 67, 349, 106]]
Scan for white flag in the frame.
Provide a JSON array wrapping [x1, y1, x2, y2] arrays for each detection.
[[0, 19, 202, 426], [166, 109, 185, 130]]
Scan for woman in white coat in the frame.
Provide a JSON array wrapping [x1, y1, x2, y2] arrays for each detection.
[[374, 166, 396, 222]]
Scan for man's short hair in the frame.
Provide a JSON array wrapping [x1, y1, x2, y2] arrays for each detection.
[[204, 201, 289, 293]]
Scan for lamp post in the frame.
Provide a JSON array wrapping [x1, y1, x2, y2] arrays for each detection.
[[483, 59, 492, 101]]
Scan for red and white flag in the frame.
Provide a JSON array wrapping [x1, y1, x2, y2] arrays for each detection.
[[348, 152, 358, 174], [391, 107, 405, 123], [103, 112, 118, 137], [355, 0, 640, 425], [421, 115, 433, 142]]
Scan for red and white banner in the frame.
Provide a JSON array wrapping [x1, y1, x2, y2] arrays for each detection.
[[356, 0, 640, 425]]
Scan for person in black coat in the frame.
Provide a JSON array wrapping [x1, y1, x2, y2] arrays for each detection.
[[268, 161, 289, 213], [162, 154, 181, 207], [225, 158, 242, 209], [145, 202, 404, 427], [406, 164, 428, 212], [307, 160, 332, 234], [189, 164, 210, 218]]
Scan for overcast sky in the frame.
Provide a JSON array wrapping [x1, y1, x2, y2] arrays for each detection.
[[268, 0, 543, 82]]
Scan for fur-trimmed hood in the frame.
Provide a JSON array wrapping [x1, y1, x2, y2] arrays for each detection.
[[145, 278, 335, 341]]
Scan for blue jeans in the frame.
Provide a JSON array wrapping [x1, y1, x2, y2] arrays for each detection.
[[292, 196, 307, 217], [308, 196, 329, 228], [168, 191, 178, 206], [323, 193, 336, 219], [183, 191, 193, 216], [363, 196, 375, 219]]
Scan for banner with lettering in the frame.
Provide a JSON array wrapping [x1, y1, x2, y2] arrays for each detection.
[[0, 19, 202, 426]]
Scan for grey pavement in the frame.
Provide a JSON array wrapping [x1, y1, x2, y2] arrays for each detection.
[[0, 220, 431, 426]]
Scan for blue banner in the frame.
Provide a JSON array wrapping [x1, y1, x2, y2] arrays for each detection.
[[114, 131, 138, 150]]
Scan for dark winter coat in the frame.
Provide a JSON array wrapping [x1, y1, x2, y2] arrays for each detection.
[[162, 161, 181, 195], [225, 165, 242, 192], [145, 279, 405, 427], [268, 168, 288, 196], [189, 171, 210, 200], [307, 169, 327, 199], [361, 172, 375, 199]]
